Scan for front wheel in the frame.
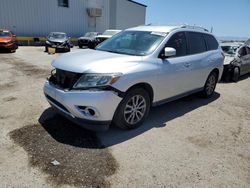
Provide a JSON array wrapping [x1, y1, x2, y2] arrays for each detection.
[[232, 67, 240, 82], [113, 87, 150, 130], [201, 72, 218, 98], [65, 46, 71, 52]]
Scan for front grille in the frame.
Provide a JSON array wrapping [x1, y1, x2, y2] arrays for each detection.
[[49, 69, 82, 90], [50, 42, 62, 46], [80, 39, 89, 44], [96, 37, 107, 43]]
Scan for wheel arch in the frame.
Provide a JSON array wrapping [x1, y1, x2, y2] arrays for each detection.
[[126, 83, 154, 105], [211, 68, 220, 82]]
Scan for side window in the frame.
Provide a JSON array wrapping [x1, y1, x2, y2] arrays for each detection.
[[204, 34, 219, 50], [165, 32, 187, 57], [238, 47, 247, 57], [58, 0, 69, 8], [187, 32, 206, 54]]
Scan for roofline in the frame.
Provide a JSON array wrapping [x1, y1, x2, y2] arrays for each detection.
[[127, 0, 147, 7]]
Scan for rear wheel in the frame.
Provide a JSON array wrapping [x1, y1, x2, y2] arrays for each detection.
[[113, 87, 150, 130], [201, 71, 218, 98], [232, 67, 240, 82]]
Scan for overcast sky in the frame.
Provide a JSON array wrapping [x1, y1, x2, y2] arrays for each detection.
[[136, 0, 250, 38]]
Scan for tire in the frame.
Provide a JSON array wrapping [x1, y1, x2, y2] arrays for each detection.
[[113, 87, 150, 130], [201, 71, 218, 98], [79, 45, 83, 49], [9, 48, 16, 53], [45, 47, 48, 52], [232, 67, 240, 82], [65, 46, 70, 52]]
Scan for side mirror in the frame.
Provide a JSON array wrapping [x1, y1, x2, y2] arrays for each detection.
[[164, 47, 176, 58]]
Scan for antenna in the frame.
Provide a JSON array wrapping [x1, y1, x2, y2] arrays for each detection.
[[210, 27, 213, 33]]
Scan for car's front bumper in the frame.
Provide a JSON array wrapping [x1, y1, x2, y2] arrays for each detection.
[[0, 42, 16, 49], [45, 43, 68, 50], [43, 81, 122, 131], [222, 64, 233, 81]]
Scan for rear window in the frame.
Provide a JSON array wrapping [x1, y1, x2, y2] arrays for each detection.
[[204, 34, 219, 50], [187, 32, 206, 54]]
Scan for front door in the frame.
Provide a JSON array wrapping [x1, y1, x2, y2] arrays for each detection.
[[156, 32, 193, 100]]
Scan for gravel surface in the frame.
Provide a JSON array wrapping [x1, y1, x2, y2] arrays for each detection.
[[0, 47, 249, 188]]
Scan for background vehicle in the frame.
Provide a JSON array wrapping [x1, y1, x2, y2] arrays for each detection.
[[245, 38, 250, 46], [44, 25, 224, 131], [45, 32, 73, 53], [0, 29, 18, 52], [93, 29, 121, 48], [221, 43, 250, 82], [78, 32, 99, 49]]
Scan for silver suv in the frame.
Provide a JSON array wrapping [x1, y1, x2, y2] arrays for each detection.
[[44, 25, 224, 131]]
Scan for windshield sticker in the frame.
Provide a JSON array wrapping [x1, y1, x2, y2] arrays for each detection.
[[151, 32, 168, 37]]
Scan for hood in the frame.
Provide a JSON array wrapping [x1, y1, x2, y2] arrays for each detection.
[[0, 37, 12, 42], [52, 49, 142, 73], [48, 37, 67, 43], [224, 55, 235, 65]]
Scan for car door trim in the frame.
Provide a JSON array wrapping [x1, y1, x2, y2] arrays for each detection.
[[152, 87, 203, 107]]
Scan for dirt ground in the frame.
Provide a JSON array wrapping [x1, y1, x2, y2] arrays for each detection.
[[0, 47, 249, 188]]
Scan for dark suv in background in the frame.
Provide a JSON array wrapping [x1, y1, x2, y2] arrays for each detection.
[[45, 32, 73, 52], [78, 32, 99, 49]]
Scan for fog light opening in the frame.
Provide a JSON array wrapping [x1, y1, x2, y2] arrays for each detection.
[[87, 108, 95, 116], [78, 106, 97, 117]]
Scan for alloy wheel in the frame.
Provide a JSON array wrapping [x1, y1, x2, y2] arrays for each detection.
[[124, 95, 147, 125], [206, 74, 216, 95]]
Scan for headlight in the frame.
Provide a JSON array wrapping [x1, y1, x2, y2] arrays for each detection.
[[73, 73, 122, 89], [46, 41, 51, 44], [6, 41, 14, 44]]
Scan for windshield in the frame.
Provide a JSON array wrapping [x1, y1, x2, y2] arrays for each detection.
[[221, 45, 238, 55], [96, 31, 167, 56], [49, 33, 66, 39], [0, 31, 11, 37], [84, 32, 97, 37], [103, 30, 120, 36]]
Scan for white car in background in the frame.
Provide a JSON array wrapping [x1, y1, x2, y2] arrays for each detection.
[[93, 29, 122, 47], [221, 42, 250, 82]]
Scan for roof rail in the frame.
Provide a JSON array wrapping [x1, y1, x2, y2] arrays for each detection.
[[180, 24, 209, 32]]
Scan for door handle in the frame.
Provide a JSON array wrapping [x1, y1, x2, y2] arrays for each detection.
[[184, 63, 191, 67]]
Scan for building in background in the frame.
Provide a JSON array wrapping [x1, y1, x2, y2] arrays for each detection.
[[0, 0, 146, 37]]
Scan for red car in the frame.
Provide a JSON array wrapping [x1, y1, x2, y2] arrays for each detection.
[[0, 29, 18, 52]]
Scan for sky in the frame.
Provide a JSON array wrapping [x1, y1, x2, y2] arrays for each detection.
[[136, 0, 250, 38]]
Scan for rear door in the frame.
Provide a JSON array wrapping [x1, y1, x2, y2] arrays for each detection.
[[185, 32, 210, 89]]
